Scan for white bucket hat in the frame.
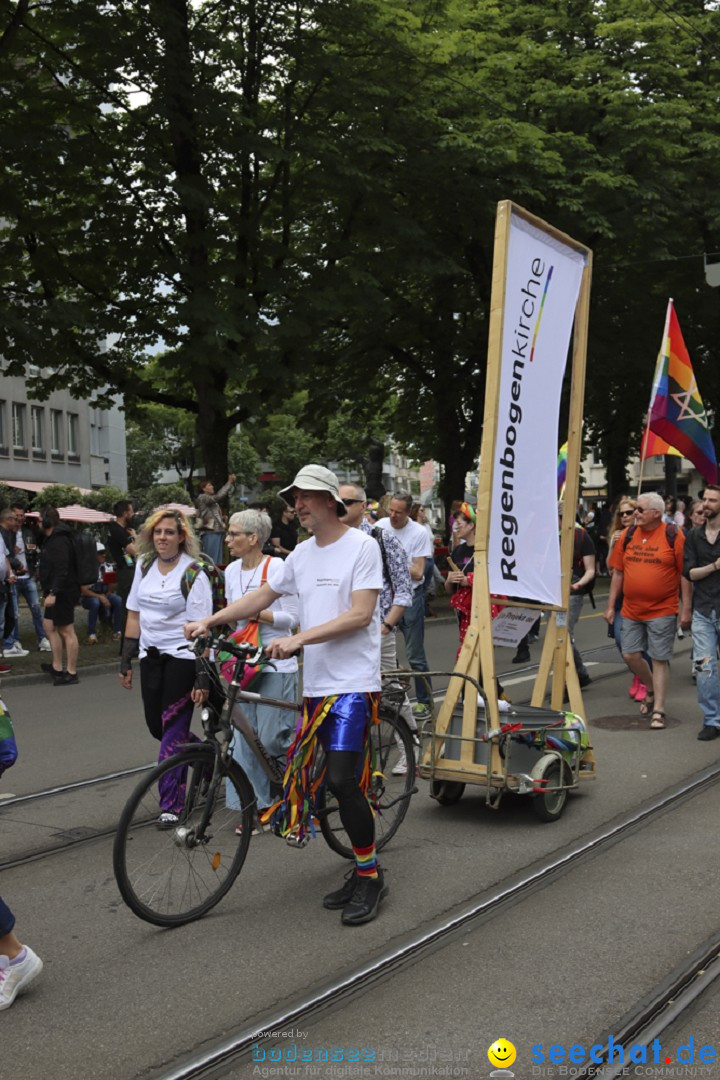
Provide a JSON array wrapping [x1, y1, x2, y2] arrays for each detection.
[[279, 464, 347, 517]]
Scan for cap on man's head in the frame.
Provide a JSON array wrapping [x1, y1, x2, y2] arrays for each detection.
[[96, 541, 106, 552], [279, 464, 347, 517]]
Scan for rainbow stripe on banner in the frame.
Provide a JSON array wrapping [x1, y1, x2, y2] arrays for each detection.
[[557, 442, 567, 497], [649, 301, 717, 484]]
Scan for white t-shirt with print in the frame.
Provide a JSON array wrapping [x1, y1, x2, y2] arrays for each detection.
[[375, 517, 433, 590], [127, 553, 213, 659], [225, 555, 299, 674], [268, 529, 382, 696]]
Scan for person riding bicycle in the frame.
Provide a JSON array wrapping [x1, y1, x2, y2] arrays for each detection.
[[185, 464, 388, 926]]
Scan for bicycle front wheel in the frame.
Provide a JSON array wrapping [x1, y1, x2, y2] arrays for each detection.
[[113, 744, 254, 927], [319, 714, 416, 860]]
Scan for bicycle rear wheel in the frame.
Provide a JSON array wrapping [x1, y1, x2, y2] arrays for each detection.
[[113, 744, 254, 927], [318, 713, 416, 860]]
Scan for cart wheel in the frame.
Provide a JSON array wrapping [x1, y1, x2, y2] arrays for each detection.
[[430, 780, 465, 805], [531, 757, 571, 822]]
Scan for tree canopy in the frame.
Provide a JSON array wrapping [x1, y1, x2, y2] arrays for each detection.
[[2, 0, 720, 505]]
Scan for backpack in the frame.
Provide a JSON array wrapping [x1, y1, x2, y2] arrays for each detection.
[[622, 522, 678, 552], [141, 552, 227, 621], [71, 531, 101, 587]]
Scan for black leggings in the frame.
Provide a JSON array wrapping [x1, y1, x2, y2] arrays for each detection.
[[325, 749, 374, 850]]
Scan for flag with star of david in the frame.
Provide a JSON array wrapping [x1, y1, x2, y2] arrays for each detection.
[[648, 300, 718, 484]]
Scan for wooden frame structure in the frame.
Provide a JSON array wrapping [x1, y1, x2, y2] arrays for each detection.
[[427, 201, 595, 791]]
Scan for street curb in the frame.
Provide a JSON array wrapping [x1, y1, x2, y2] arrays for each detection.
[[0, 662, 119, 689]]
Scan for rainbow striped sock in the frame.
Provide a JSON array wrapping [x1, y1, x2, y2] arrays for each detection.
[[354, 842, 378, 879]]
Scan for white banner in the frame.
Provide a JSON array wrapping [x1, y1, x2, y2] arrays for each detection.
[[488, 213, 586, 606]]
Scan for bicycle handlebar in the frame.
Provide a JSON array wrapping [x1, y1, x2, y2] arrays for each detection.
[[187, 634, 267, 668]]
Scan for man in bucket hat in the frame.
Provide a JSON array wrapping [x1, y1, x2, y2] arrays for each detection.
[[186, 464, 389, 925]]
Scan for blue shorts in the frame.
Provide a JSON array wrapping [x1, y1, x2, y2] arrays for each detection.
[[307, 693, 376, 753]]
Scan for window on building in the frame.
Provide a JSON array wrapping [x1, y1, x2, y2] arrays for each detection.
[[31, 406, 44, 454], [12, 403, 26, 449], [67, 412, 79, 457], [0, 401, 6, 451], [51, 409, 63, 455]]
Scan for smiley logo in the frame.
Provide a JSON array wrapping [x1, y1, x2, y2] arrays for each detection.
[[488, 1039, 516, 1070]]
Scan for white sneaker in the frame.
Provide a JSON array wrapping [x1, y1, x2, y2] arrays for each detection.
[[38, 638, 51, 652], [392, 752, 408, 777], [0, 947, 43, 1010], [3, 643, 29, 658]]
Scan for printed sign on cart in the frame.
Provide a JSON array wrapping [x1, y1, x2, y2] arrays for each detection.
[[488, 212, 586, 606], [491, 607, 538, 648]]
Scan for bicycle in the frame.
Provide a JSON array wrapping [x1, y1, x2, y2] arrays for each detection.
[[112, 635, 417, 927]]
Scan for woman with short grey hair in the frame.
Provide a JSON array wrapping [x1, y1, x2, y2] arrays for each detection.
[[223, 509, 299, 832], [228, 509, 273, 548]]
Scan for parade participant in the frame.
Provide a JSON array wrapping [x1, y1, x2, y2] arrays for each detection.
[[682, 484, 720, 740], [606, 491, 691, 730], [223, 509, 299, 828], [339, 482, 416, 775], [195, 475, 236, 563], [0, 509, 28, 658], [38, 510, 80, 686], [119, 510, 213, 825], [107, 500, 137, 605], [186, 464, 387, 926], [607, 497, 647, 702], [375, 492, 433, 719], [270, 502, 299, 559], [0, 896, 42, 1010]]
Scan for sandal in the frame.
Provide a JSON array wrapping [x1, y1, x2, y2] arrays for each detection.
[[650, 711, 666, 730], [639, 691, 655, 717]]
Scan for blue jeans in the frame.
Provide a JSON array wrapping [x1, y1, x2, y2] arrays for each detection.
[[2, 585, 19, 649], [399, 587, 432, 706], [200, 532, 224, 564], [691, 609, 720, 729], [15, 577, 45, 643], [227, 671, 298, 811], [81, 593, 124, 635], [0, 894, 15, 937]]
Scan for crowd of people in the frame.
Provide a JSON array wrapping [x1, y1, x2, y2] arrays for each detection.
[[3, 469, 720, 1008]]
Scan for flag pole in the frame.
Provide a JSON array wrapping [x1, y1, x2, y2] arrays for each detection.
[[638, 298, 673, 498]]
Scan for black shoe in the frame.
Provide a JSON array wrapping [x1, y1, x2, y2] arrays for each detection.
[[698, 726, 720, 741], [323, 869, 358, 910], [578, 674, 592, 688], [41, 663, 64, 678], [342, 870, 389, 925], [54, 672, 79, 686], [512, 648, 530, 665]]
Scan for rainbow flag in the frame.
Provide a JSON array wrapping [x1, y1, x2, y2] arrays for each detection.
[[640, 426, 681, 460], [648, 300, 717, 484]]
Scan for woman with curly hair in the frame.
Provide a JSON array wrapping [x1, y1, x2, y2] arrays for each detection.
[[118, 509, 213, 825]]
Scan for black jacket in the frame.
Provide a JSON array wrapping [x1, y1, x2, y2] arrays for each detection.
[[39, 524, 79, 595]]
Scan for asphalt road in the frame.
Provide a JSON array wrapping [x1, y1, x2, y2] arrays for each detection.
[[2, 605, 719, 1080]]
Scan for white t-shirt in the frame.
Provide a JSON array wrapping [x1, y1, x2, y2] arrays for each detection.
[[127, 553, 213, 659], [375, 517, 433, 590], [268, 529, 382, 696], [225, 555, 299, 674]]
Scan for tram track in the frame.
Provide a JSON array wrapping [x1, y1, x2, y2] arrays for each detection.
[[576, 930, 720, 1078], [149, 758, 720, 1080], [0, 650, 692, 875]]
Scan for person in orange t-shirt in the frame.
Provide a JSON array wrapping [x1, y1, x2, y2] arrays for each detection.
[[605, 491, 692, 730]]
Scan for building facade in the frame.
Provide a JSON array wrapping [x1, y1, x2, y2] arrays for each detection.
[[0, 370, 127, 490]]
